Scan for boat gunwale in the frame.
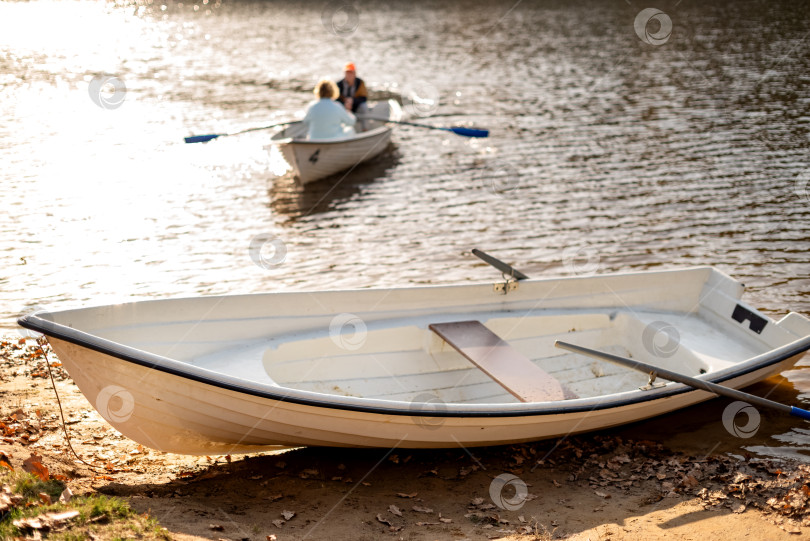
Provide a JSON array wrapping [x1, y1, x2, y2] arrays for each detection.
[[17, 307, 810, 419], [270, 122, 393, 146]]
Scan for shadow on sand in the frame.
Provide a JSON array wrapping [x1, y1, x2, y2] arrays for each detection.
[[100, 433, 755, 541]]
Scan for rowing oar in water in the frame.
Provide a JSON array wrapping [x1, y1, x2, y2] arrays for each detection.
[[184, 120, 297, 144], [555, 340, 810, 421], [359, 117, 489, 138]]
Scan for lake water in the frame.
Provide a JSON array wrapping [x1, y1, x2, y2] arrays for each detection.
[[1, 0, 808, 460]]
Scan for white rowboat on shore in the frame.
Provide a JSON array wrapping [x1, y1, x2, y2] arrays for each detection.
[[18, 265, 810, 455], [271, 100, 401, 185]]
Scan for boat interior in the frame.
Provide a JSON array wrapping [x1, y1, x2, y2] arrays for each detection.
[[182, 307, 790, 406], [35, 269, 810, 407]]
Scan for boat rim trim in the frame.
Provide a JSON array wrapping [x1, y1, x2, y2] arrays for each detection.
[[17, 312, 810, 419]]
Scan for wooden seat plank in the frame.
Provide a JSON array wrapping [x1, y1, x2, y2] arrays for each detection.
[[429, 321, 577, 403]]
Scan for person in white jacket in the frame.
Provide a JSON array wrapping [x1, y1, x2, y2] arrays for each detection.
[[303, 79, 356, 140]]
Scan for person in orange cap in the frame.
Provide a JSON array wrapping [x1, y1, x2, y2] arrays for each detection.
[[336, 62, 368, 129]]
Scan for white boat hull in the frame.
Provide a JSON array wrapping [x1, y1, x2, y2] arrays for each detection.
[[19, 267, 810, 455], [272, 100, 401, 185]]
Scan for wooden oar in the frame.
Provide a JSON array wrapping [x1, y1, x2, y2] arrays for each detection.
[[471, 248, 529, 280], [184, 120, 298, 144], [359, 117, 489, 138], [555, 340, 810, 420]]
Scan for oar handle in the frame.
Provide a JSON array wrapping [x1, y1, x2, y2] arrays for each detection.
[[235, 121, 297, 136], [357, 117, 489, 138], [554, 341, 801, 418], [472, 249, 530, 280], [358, 116, 437, 129], [184, 121, 298, 144]]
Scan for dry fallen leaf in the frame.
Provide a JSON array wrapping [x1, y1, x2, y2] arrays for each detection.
[[777, 520, 802, 534], [376, 513, 392, 527], [388, 504, 402, 516], [271, 519, 285, 528], [13, 510, 79, 530], [281, 510, 295, 521], [12, 517, 44, 530], [59, 487, 73, 504], [682, 474, 699, 488], [209, 524, 224, 531], [38, 492, 52, 505], [0, 452, 12, 471], [0, 494, 14, 514], [22, 453, 48, 481], [397, 492, 417, 498], [266, 536, 277, 541], [440, 517, 452, 523], [412, 505, 433, 514]]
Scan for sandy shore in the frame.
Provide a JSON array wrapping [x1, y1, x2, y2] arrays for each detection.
[[2, 337, 809, 540]]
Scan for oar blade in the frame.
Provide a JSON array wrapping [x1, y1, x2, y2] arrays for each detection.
[[790, 406, 810, 421], [449, 126, 489, 138], [184, 134, 222, 144]]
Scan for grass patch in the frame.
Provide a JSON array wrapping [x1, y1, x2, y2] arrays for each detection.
[[1, 470, 169, 540], [12, 470, 65, 501]]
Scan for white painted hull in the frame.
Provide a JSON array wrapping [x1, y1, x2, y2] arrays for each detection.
[[19, 267, 810, 455], [272, 100, 400, 185]]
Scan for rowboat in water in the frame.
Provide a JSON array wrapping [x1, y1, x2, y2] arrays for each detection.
[[18, 263, 810, 455], [271, 100, 402, 185]]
